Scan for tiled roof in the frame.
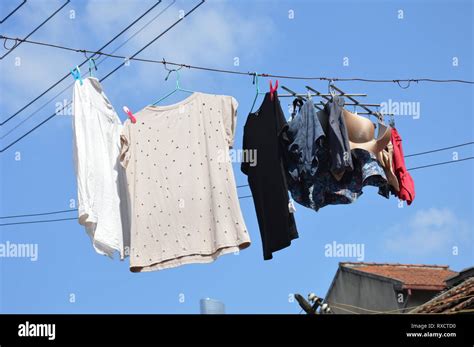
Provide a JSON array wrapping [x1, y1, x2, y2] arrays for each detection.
[[340, 262, 457, 291], [410, 277, 474, 313]]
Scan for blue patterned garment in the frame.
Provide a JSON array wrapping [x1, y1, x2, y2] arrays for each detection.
[[324, 95, 354, 177], [286, 100, 390, 211], [287, 98, 325, 181]]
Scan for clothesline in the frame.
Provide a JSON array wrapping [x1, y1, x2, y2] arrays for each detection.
[[2, 34, 474, 86], [0, 154, 472, 227]]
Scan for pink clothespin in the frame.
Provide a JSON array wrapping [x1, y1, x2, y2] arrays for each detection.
[[123, 106, 136, 124], [269, 79, 279, 101]]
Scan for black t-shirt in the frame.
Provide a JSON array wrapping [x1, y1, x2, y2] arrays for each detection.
[[241, 92, 298, 260]]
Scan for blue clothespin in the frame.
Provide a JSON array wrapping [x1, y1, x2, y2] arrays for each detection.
[[71, 65, 83, 85]]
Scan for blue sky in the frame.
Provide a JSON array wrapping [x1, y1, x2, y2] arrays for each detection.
[[0, 0, 472, 314]]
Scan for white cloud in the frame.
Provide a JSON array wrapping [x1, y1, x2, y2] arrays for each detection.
[[83, 0, 151, 38], [384, 208, 472, 256], [115, 0, 275, 92]]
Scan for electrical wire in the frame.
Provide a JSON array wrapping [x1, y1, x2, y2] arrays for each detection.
[[0, 193, 250, 226], [407, 156, 474, 171], [98, 0, 204, 82], [0, 142, 472, 220], [238, 195, 252, 199], [0, 217, 77, 227], [0, 0, 176, 140], [0, 0, 27, 24], [405, 141, 474, 158], [0, 0, 206, 153], [0, 0, 70, 60], [327, 304, 361, 314], [326, 294, 474, 314], [296, 293, 474, 315], [327, 300, 412, 314], [0, 208, 78, 220], [0, 0, 163, 126], [0, 154, 472, 227], [2, 34, 474, 86], [235, 155, 474, 191]]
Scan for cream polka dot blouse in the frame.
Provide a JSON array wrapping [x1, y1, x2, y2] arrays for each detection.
[[120, 92, 250, 272]]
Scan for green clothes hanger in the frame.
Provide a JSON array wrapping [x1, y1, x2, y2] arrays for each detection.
[[249, 72, 266, 114], [153, 65, 194, 105]]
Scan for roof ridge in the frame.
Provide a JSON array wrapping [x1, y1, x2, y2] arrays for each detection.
[[340, 261, 451, 269]]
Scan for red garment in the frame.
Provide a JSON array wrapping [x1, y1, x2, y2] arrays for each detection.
[[391, 128, 415, 205]]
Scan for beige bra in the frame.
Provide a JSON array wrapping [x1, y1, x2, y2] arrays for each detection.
[[343, 109, 392, 154], [329, 109, 394, 182], [343, 109, 399, 189]]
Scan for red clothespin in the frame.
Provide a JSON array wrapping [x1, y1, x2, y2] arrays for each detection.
[[269, 79, 279, 101], [123, 106, 136, 124]]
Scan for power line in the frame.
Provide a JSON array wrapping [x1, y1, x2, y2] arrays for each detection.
[[0, 208, 77, 220], [0, 0, 176, 141], [0, 0, 206, 153], [1, 34, 474, 85], [98, 0, 205, 82], [0, 0, 70, 59], [236, 155, 474, 191], [405, 141, 474, 158], [0, 0, 163, 126], [0, 0, 27, 24], [326, 294, 474, 314], [2, 154, 469, 224], [0, 154, 472, 226], [326, 300, 419, 314], [0, 217, 78, 227], [0, 195, 250, 224], [407, 156, 474, 171], [239, 195, 252, 199], [0, 194, 251, 227], [0, 142, 472, 219]]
